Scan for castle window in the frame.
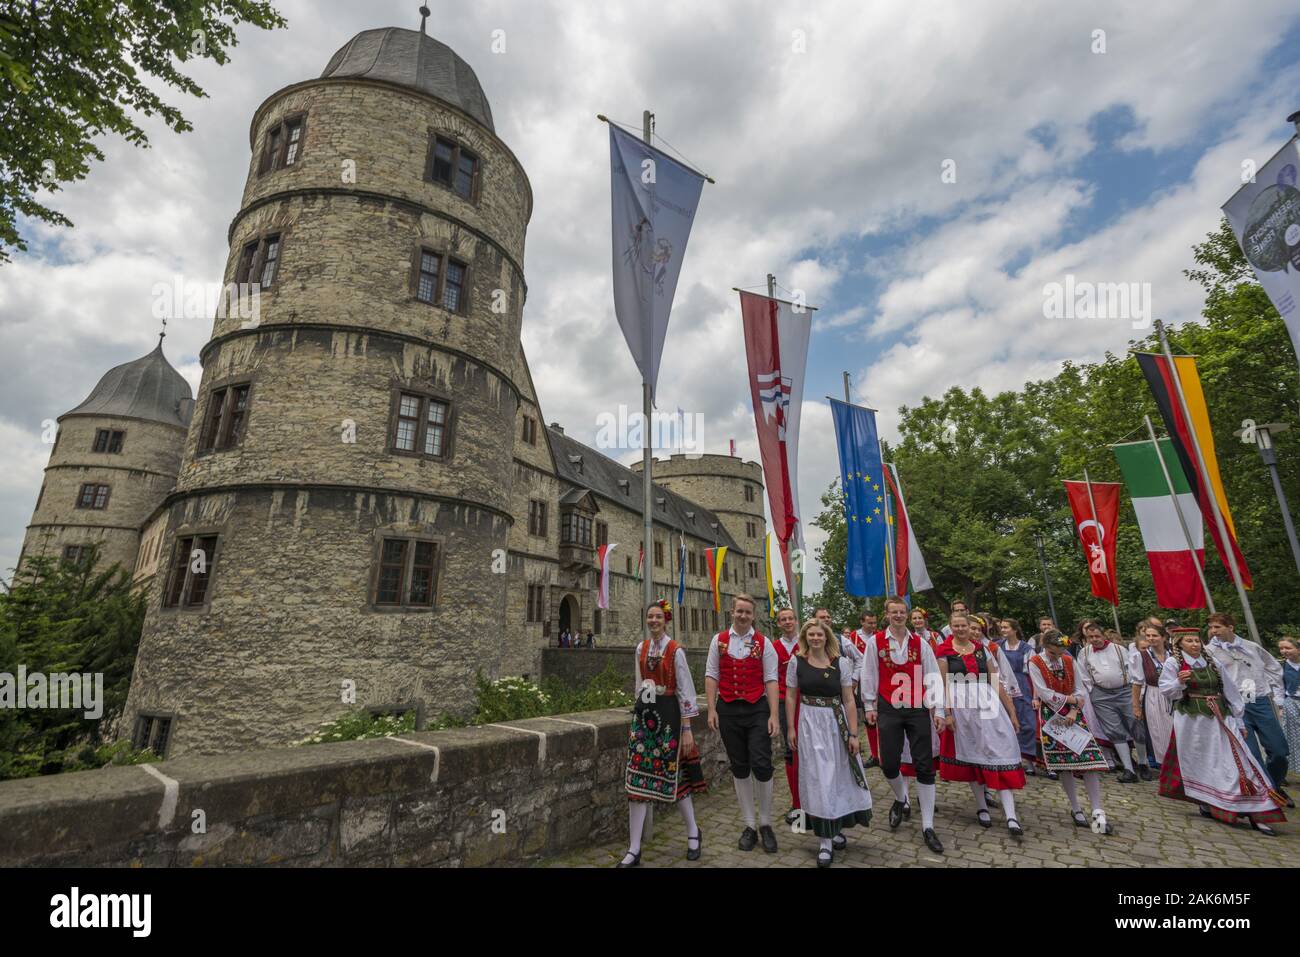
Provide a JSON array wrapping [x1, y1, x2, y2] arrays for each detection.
[[133, 714, 173, 757], [443, 260, 466, 312], [527, 584, 545, 622], [372, 537, 441, 608], [62, 544, 89, 565], [595, 521, 608, 547], [411, 247, 470, 313], [688, 551, 697, 575], [92, 429, 125, 454], [745, 485, 755, 503], [560, 512, 592, 547], [258, 114, 306, 174], [593, 608, 602, 635], [390, 390, 451, 459], [76, 483, 110, 509], [653, 540, 664, 568], [521, 415, 538, 445], [163, 534, 218, 608], [528, 500, 548, 537], [426, 134, 479, 201], [235, 233, 282, 289], [625, 555, 632, 575], [201, 383, 251, 451]]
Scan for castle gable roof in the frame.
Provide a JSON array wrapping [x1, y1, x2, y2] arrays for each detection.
[[321, 27, 494, 132], [547, 426, 740, 551], [63, 342, 194, 428]]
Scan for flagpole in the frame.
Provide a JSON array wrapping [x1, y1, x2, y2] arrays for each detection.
[[641, 110, 656, 638], [1083, 466, 1123, 634], [1154, 320, 1261, 643], [1143, 414, 1216, 613]]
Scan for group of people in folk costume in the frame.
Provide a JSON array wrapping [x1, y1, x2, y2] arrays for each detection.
[[618, 594, 1292, 867]]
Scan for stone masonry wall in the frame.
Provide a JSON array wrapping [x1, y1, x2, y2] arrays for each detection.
[[0, 706, 726, 868]]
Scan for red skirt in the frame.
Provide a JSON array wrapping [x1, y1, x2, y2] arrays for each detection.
[[938, 728, 1027, 789]]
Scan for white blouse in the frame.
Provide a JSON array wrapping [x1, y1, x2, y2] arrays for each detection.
[[635, 635, 700, 718], [1027, 651, 1083, 712]]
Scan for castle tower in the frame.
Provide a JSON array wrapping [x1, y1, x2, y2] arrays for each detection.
[[19, 342, 193, 576], [633, 453, 767, 589], [121, 24, 533, 756]]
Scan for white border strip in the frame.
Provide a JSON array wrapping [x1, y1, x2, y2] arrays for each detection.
[[139, 764, 179, 829], [391, 736, 441, 783], [545, 715, 601, 747], [487, 723, 548, 765]]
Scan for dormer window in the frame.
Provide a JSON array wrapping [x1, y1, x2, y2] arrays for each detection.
[[425, 134, 479, 201]]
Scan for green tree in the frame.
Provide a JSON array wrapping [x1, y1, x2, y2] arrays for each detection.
[[0, 550, 146, 779], [0, 0, 285, 262]]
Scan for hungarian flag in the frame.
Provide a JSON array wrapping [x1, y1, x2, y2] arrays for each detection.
[[740, 291, 810, 599], [1063, 479, 1121, 606], [1136, 352, 1252, 588], [596, 544, 617, 610], [705, 546, 728, 612], [884, 463, 933, 595], [1112, 439, 1206, 608]]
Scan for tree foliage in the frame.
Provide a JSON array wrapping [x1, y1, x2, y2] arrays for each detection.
[[0, 0, 285, 262], [0, 549, 148, 778], [812, 220, 1300, 644]]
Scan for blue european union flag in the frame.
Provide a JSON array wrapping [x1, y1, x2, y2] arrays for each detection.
[[829, 398, 888, 597]]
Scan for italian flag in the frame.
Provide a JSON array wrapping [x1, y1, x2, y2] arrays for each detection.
[[1112, 437, 1207, 609]]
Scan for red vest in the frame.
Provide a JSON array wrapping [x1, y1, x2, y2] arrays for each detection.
[[717, 631, 767, 703], [772, 635, 798, 700], [874, 630, 926, 709], [848, 631, 868, 655]]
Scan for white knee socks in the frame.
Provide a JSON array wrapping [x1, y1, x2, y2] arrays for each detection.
[[1114, 744, 1135, 773], [1084, 771, 1104, 812], [734, 775, 756, 827], [1060, 772, 1082, 813], [756, 777, 774, 827], [917, 782, 937, 830], [887, 774, 908, 803], [969, 781, 989, 812], [677, 795, 698, 841], [998, 788, 1017, 821], [627, 802, 649, 858]]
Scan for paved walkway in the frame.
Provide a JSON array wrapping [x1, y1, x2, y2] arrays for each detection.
[[547, 765, 1298, 868]]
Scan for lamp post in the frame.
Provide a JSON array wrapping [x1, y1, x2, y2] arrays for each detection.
[[1234, 421, 1300, 579], [1034, 530, 1059, 627]]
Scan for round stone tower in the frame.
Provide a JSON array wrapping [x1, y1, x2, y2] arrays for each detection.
[[20, 342, 192, 576], [635, 453, 766, 577], [122, 25, 532, 756]]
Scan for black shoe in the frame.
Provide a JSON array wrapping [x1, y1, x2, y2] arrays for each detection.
[[1071, 810, 1089, 828], [1047, 770, 1059, 781], [902, 801, 912, 819], [686, 827, 703, 862], [1252, 821, 1278, 836], [922, 828, 944, 854], [1137, 765, 1154, 782], [1007, 818, 1023, 838], [976, 809, 992, 827], [863, 755, 880, 770], [1277, 787, 1295, 809], [1199, 805, 1213, 819], [832, 833, 847, 851], [1117, 769, 1138, 784], [784, 807, 800, 825], [889, 799, 906, 829], [816, 848, 833, 867], [759, 825, 778, 854], [738, 826, 758, 851], [617, 849, 641, 868]]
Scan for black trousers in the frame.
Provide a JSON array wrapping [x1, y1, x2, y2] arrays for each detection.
[[877, 703, 935, 785], [717, 697, 773, 782]]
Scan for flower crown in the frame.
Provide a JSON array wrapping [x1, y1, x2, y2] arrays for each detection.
[[655, 598, 673, 622]]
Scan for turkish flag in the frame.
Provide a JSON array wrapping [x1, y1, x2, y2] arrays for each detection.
[[1063, 479, 1121, 606]]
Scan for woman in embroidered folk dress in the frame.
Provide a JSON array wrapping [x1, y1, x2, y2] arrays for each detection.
[[937, 614, 1026, 836], [911, 607, 942, 650], [785, 618, 872, 867], [620, 601, 707, 867], [997, 618, 1040, 774], [1280, 638, 1300, 777], [1028, 630, 1115, 834], [1157, 628, 1286, 836], [1130, 622, 1173, 767]]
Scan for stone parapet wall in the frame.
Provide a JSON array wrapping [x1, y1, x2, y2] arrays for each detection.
[[0, 707, 725, 868]]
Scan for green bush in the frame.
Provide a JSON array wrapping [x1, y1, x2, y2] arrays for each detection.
[[473, 674, 551, 723], [541, 662, 634, 713]]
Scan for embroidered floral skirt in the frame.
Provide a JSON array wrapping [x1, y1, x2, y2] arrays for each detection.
[[625, 692, 708, 803], [1036, 702, 1110, 773]]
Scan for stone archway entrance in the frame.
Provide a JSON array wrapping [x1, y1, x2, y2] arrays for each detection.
[[559, 594, 579, 637]]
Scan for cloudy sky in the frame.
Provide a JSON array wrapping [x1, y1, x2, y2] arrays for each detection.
[[4, 0, 1300, 590]]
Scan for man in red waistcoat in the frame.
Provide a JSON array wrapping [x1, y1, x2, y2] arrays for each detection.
[[860, 596, 947, 854], [772, 606, 801, 826], [850, 610, 880, 769], [706, 593, 781, 852]]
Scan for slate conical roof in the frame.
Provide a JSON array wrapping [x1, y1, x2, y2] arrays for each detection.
[[321, 27, 494, 132], [63, 342, 193, 428]]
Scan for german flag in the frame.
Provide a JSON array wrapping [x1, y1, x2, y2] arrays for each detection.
[[1136, 352, 1252, 588]]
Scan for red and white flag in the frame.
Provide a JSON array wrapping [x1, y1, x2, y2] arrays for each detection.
[[884, 463, 932, 593], [1063, 480, 1121, 606], [740, 291, 811, 590], [597, 543, 617, 610]]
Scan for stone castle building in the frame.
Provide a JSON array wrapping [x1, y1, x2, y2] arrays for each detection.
[[18, 24, 767, 758]]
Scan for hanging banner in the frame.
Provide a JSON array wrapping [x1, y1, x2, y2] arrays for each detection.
[[829, 398, 889, 597], [1063, 479, 1122, 606], [1222, 136, 1300, 369]]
